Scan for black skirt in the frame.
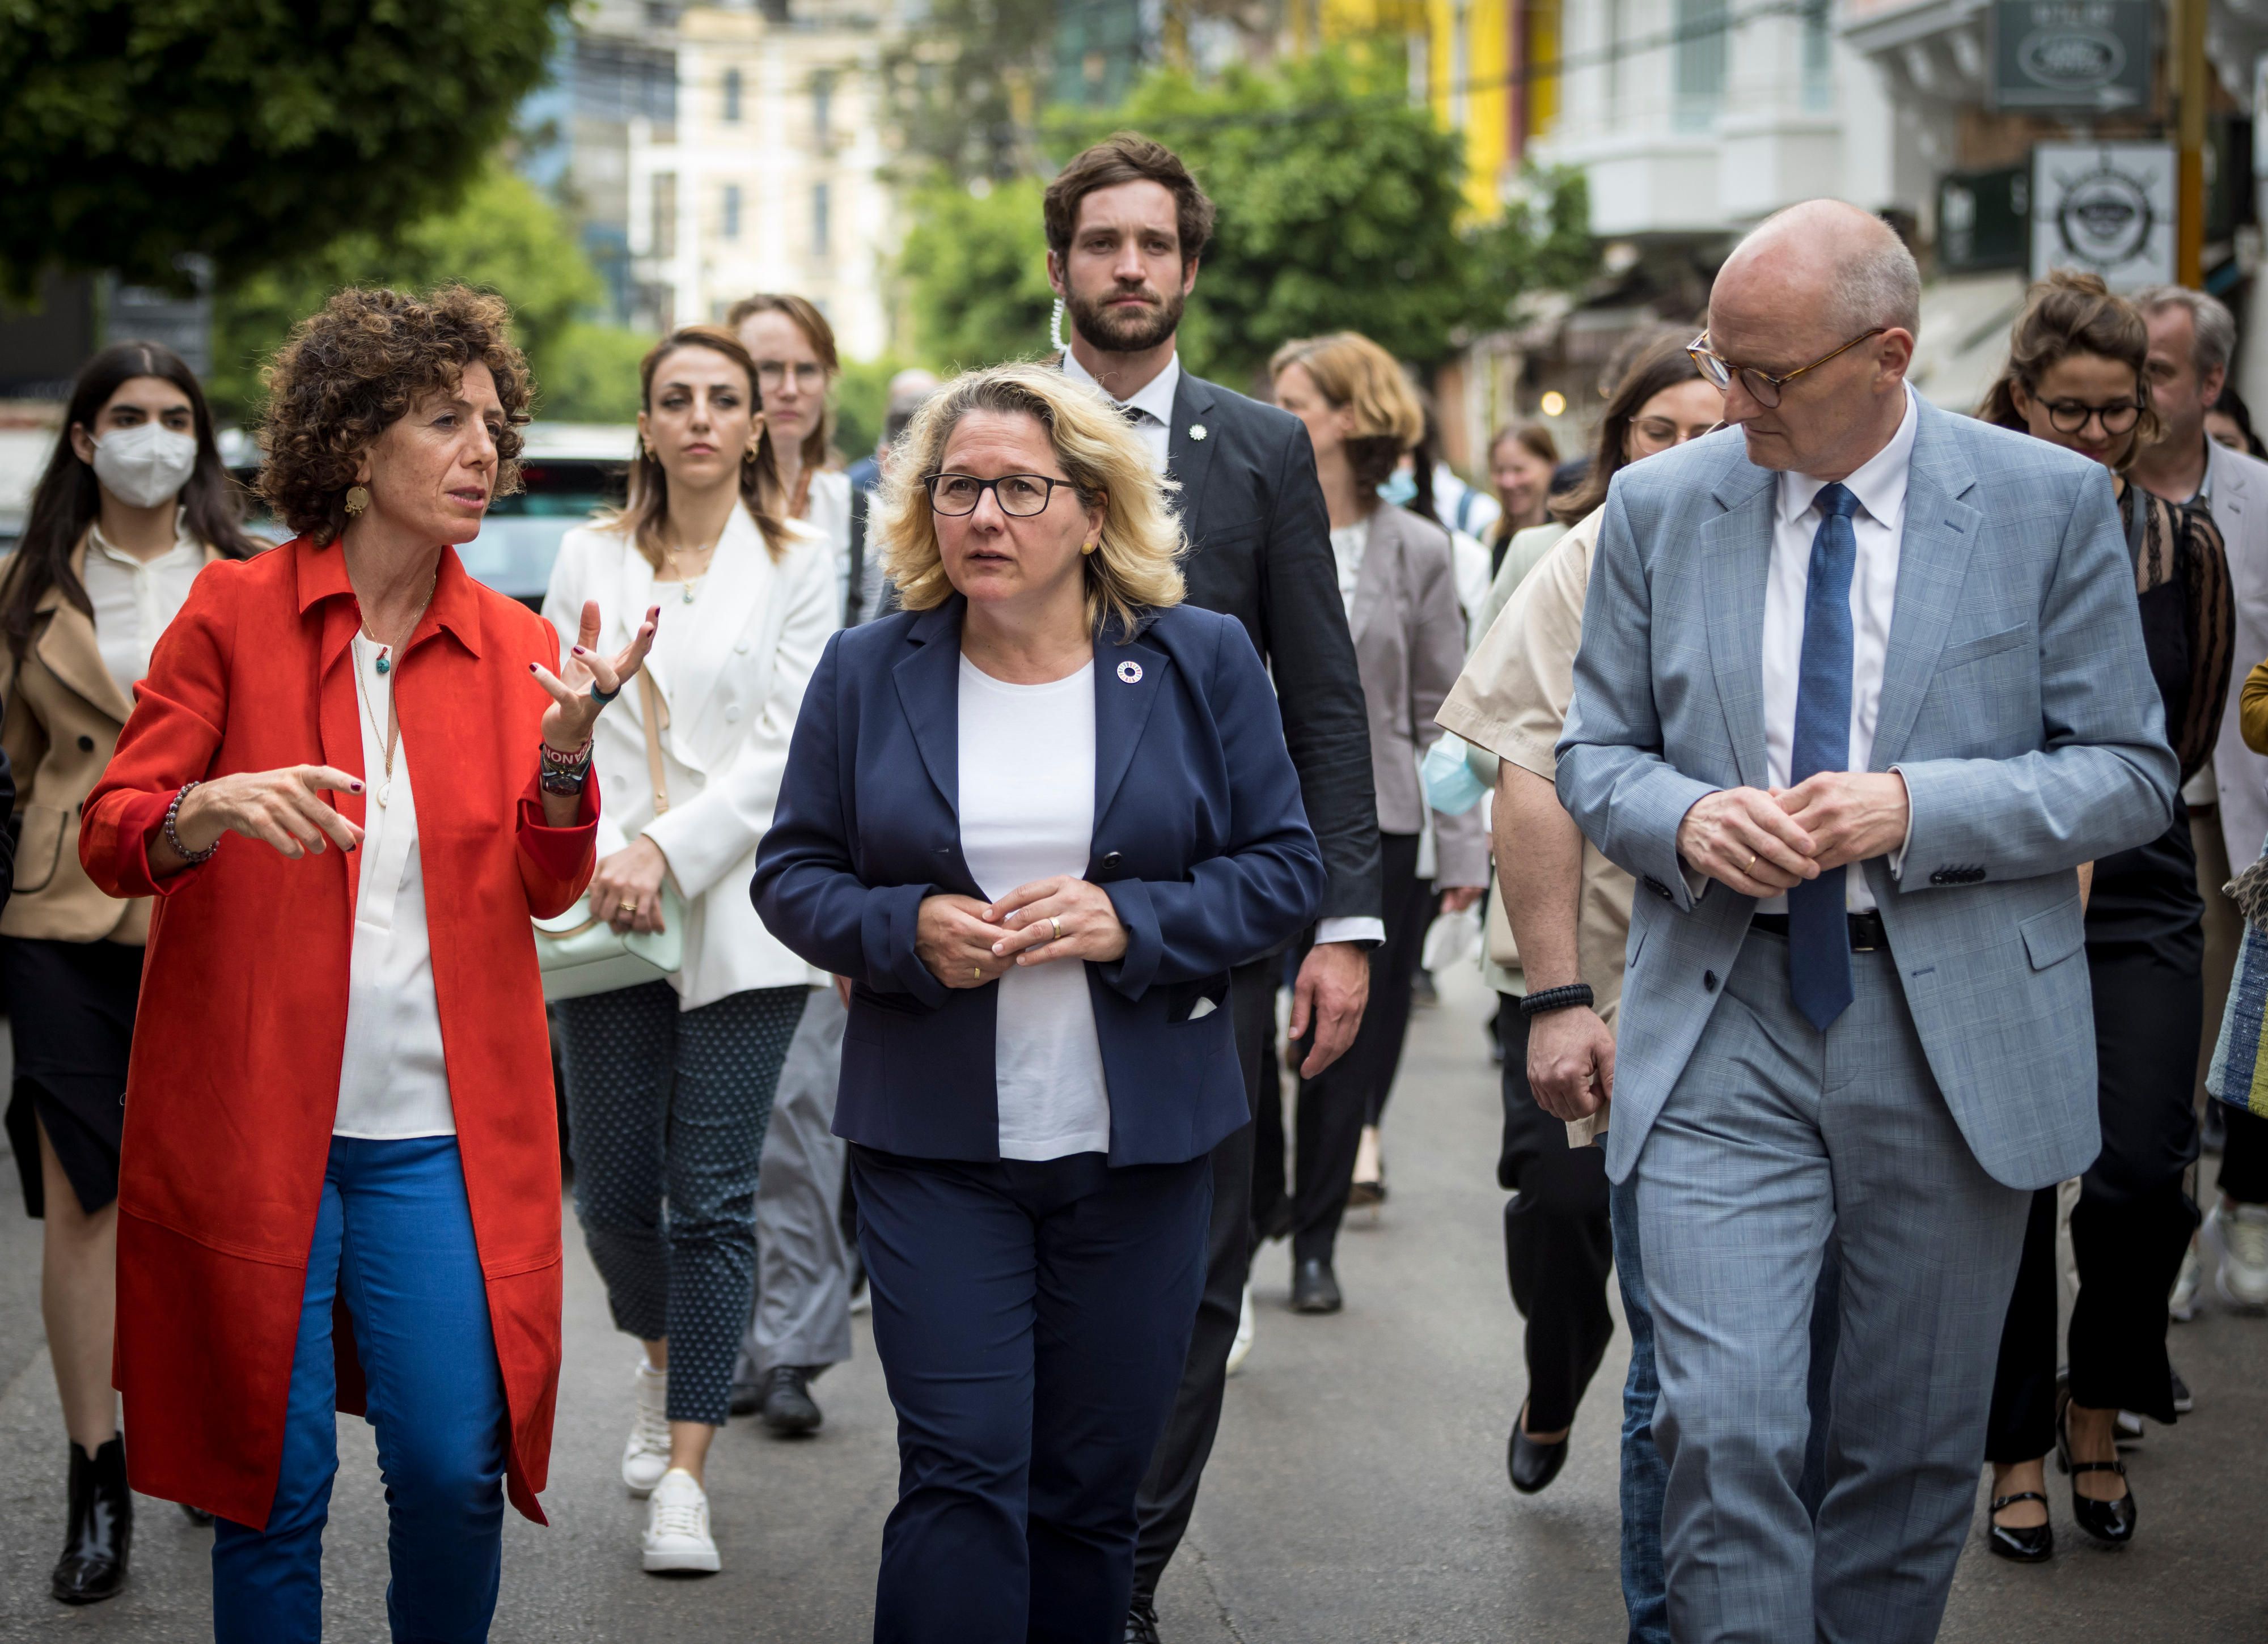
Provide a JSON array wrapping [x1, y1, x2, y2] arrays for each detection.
[[3, 936, 143, 1218]]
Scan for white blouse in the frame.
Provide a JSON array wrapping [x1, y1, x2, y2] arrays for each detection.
[[332, 633, 454, 1139], [957, 654, 1110, 1160], [82, 515, 205, 694]]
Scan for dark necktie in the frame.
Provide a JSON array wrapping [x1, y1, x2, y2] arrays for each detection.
[[1788, 482, 1860, 1031]]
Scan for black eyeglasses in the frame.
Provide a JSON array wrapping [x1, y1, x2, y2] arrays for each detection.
[[923, 473, 1075, 517], [1687, 328, 1889, 409], [2037, 399, 2144, 437]]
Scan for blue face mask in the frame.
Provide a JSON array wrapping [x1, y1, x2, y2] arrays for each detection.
[[1378, 467, 1417, 508]]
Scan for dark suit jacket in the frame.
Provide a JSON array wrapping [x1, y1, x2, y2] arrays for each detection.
[[1165, 371, 1381, 927], [751, 598, 1327, 1166]]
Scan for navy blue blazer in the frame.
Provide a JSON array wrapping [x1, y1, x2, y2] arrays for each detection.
[[752, 596, 1326, 1167]]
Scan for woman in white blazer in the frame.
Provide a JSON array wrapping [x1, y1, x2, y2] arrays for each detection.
[[541, 325, 835, 1576]]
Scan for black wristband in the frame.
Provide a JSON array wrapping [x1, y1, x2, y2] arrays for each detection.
[[1520, 982, 1595, 1019]]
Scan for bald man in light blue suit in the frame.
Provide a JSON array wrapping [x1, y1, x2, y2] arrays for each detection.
[[1556, 204, 2176, 1643]]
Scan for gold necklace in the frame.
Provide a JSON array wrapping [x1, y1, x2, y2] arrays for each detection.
[[662, 536, 720, 604], [351, 637, 401, 809], [360, 568, 439, 675]]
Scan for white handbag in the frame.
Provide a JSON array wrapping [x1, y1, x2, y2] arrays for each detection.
[[534, 676, 686, 1001]]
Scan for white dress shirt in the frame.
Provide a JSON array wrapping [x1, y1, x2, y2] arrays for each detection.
[[82, 514, 204, 694], [1062, 348, 1180, 473], [958, 655, 1112, 1159], [332, 633, 455, 1139], [1062, 346, 1383, 948], [1758, 384, 1919, 914]]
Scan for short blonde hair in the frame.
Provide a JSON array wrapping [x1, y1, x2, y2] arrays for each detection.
[[1268, 332, 1424, 491], [877, 363, 1187, 638]]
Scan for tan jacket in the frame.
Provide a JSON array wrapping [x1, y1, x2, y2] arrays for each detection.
[[1353, 504, 1489, 887], [1438, 508, 1630, 1146], [0, 533, 221, 943]]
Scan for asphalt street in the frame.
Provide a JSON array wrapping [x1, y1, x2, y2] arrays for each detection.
[[1, 965, 2263, 1641]]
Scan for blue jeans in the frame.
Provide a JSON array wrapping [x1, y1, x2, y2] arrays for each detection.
[[212, 1136, 509, 1643]]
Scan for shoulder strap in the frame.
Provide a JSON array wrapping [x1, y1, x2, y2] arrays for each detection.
[[640, 673, 670, 816]]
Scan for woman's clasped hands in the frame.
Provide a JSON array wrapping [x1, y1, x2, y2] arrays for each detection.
[[916, 875, 1128, 989]]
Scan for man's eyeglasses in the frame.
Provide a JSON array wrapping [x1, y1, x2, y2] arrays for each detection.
[[1687, 328, 1888, 409], [2036, 399, 2144, 437], [755, 361, 827, 391], [924, 473, 1074, 517]]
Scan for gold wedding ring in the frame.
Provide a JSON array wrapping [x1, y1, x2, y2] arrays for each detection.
[[972, 965, 982, 982], [1050, 916, 1063, 942], [1744, 853, 1757, 873], [619, 899, 638, 914]]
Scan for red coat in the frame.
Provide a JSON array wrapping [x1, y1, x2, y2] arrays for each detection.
[[81, 539, 597, 1529]]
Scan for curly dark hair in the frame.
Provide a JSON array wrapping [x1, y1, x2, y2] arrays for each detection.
[[256, 285, 531, 545]]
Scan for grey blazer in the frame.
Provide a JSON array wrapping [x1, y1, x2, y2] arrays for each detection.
[[1557, 399, 2178, 1190], [2203, 434, 2268, 871], [1353, 504, 1487, 886]]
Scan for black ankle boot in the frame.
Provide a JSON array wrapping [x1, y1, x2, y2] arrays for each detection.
[[52, 1435, 132, 1604]]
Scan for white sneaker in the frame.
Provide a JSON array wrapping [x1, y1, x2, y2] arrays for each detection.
[[1225, 1282, 1256, 1377], [622, 1362, 672, 1498], [2204, 1199, 2268, 1309], [2169, 1238, 2203, 1321], [642, 1468, 721, 1574]]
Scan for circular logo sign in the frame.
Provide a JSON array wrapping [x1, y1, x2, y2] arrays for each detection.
[[2054, 164, 2155, 268], [2017, 26, 2125, 90]]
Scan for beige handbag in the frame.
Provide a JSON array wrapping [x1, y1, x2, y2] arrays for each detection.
[[532, 677, 685, 1001]]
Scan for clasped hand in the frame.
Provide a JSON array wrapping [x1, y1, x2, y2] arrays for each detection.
[[917, 876, 1128, 989], [1675, 771, 1910, 899]]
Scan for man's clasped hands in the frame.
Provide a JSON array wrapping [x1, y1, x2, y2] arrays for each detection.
[[1674, 770, 1912, 896]]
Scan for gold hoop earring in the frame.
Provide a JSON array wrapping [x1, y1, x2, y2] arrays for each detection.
[[343, 485, 371, 518]]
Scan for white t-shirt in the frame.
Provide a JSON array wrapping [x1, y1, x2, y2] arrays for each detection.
[[1328, 517, 1370, 622], [82, 515, 204, 694], [333, 633, 455, 1139], [956, 654, 1110, 1160]]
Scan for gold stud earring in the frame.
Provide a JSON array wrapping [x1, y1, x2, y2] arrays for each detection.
[[344, 485, 371, 518], [1081, 539, 1098, 554]]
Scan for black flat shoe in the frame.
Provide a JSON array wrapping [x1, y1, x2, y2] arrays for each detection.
[[1124, 1597, 1162, 1643], [758, 1365, 823, 1436], [1986, 1492, 2054, 1562], [2058, 1405, 2136, 1546], [1290, 1257, 1342, 1313], [52, 1436, 132, 1604], [1508, 1401, 1570, 1495]]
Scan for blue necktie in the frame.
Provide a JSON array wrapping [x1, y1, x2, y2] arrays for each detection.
[[1788, 482, 1860, 1031]]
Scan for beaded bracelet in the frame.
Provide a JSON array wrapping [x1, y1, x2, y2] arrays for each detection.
[[538, 738, 594, 796], [164, 781, 220, 864]]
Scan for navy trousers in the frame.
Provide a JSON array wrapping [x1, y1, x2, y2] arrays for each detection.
[[853, 1145, 1212, 1644], [212, 1136, 508, 1643]]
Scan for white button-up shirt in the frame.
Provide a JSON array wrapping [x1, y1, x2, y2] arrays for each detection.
[[1758, 384, 1919, 913], [83, 514, 205, 695]]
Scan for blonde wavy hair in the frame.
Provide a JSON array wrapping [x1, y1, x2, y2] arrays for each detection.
[[877, 363, 1187, 638], [1268, 332, 1425, 491]]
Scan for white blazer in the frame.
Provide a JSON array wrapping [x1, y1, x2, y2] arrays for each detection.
[[2204, 436, 2268, 870], [544, 505, 837, 1009]]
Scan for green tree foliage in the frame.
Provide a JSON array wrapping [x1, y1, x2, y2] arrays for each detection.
[[207, 160, 649, 426], [0, 0, 572, 300], [899, 176, 1059, 371], [897, 49, 1593, 382], [879, 0, 1056, 183]]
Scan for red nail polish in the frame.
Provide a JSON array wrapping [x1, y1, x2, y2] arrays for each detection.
[[350, 781, 363, 793]]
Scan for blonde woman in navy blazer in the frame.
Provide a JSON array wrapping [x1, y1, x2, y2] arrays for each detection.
[[753, 363, 1323, 1641]]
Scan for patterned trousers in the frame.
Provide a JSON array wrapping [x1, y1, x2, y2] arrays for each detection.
[[557, 981, 807, 1425]]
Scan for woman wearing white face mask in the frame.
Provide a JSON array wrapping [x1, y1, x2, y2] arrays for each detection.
[[0, 341, 261, 1604]]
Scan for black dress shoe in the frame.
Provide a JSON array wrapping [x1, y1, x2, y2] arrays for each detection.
[[759, 1364, 824, 1435], [2058, 1405, 2136, 1545], [52, 1436, 132, 1604], [1984, 1491, 2054, 1562], [1125, 1596, 1162, 1643], [1290, 1258, 1342, 1313], [1507, 1401, 1570, 1495]]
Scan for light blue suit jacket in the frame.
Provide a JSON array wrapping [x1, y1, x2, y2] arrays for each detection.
[[1556, 397, 2178, 1190]]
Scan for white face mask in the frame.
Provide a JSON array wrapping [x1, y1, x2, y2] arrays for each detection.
[[90, 421, 198, 510]]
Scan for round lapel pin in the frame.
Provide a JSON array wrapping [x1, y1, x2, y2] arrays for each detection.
[[1188, 424, 1207, 440], [1118, 660, 1144, 684]]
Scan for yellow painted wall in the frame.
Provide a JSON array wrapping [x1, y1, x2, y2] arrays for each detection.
[[1315, 0, 1513, 221]]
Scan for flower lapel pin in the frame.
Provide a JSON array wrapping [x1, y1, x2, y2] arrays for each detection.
[[1188, 424, 1208, 441]]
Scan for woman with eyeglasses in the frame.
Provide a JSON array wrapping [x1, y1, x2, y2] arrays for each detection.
[[1974, 269, 2232, 1561]]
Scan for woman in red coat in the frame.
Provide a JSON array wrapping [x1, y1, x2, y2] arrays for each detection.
[[81, 285, 657, 1642]]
